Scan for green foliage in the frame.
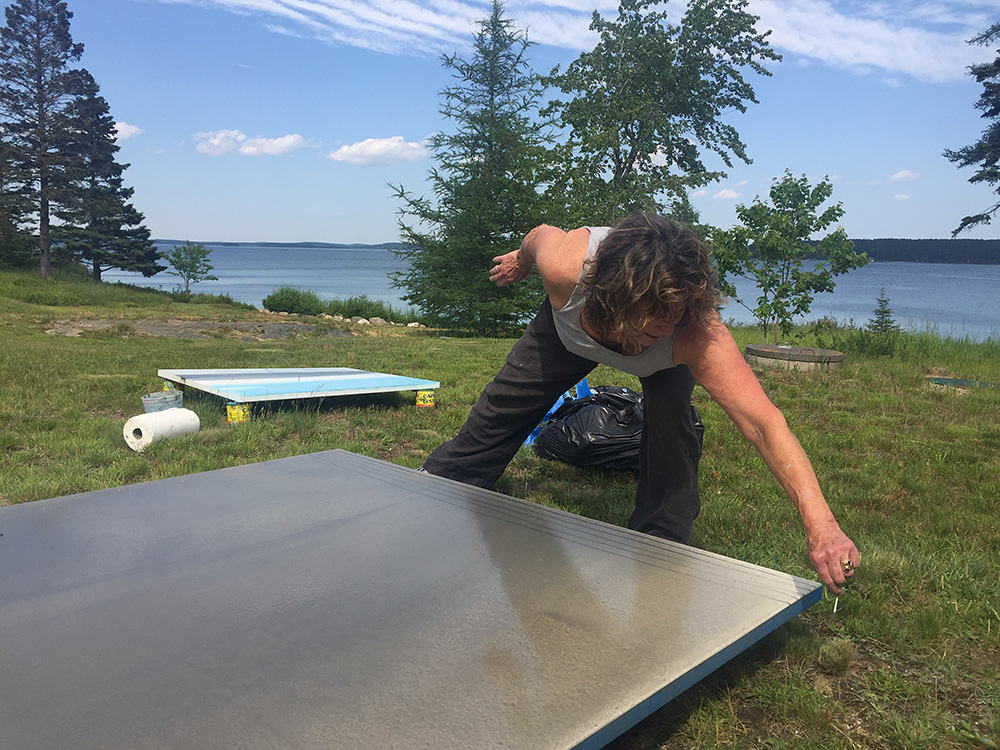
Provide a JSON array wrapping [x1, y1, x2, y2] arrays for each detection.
[[0, 134, 33, 268], [392, 0, 549, 336], [543, 0, 780, 225], [0, 0, 85, 278], [323, 295, 420, 322], [164, 241, 218, 294], [944, 22, 1000, 235], [262, 286, 324, 316], [856, 287, 902, 356], [2, 291, 999, 748], [0, 268, 251, 309], [262, 288, 423, 323], [51, 70, 160, 279], [712, 170, 868, 343]]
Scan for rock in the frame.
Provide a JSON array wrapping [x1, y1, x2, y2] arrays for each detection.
[[407, 322, 421, 328], [351, 316, 370, 325], [277, 311, 289, 316], [370, 317, 388, 326], [333, 315, 344, 322]]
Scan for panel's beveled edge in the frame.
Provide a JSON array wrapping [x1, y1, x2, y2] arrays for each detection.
[[571, 585, 822, 750]]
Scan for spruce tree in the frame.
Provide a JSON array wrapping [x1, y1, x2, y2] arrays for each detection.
[[0, 136, 33, 268], [0, 0, 84, 278], [53, 71, 161, 280], [944, 22, 1000, 235], [392, 0, 551, 335]]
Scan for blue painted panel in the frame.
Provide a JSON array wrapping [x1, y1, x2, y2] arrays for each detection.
[[158, 367, 439, 403]]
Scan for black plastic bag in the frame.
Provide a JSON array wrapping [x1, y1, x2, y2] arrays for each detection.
[[533, 386, 703, 471]]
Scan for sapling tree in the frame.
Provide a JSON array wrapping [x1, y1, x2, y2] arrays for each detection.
[[859, 287, 900, 356], [712, 171, 867, 343], [165, 241, 217, 294]]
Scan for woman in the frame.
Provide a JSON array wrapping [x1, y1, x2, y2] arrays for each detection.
[[422, 213, 859, 593]]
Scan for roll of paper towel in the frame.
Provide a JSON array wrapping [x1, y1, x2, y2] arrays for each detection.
[[124, 407, 200, 452]]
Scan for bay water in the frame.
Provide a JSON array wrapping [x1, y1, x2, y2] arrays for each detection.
[[101, 241, 1000, 342]]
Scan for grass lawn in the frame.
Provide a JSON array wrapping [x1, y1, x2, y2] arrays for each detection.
[[1, 270, 998, 748]]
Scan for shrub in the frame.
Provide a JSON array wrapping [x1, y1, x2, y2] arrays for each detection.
[[262, 286, 324, 316], [323, 295, 418, 322]]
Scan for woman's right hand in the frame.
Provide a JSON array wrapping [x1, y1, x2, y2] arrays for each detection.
[[490, 249, 532, 287]]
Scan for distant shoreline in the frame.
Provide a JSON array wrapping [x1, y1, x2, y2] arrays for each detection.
[[154, 239, 405, 250], [152, 238, 1000, 265]]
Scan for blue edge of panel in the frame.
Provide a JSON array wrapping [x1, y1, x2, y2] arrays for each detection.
[[574, 586, 823, 750]]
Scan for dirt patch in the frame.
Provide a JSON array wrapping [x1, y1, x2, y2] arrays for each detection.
[[44, 319, 354, 341]]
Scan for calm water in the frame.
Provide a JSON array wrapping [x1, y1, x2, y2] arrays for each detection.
[[102, 241, 1000, 342]]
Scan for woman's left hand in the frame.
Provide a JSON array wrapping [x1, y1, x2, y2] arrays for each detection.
[[807, 522, 860, 595]]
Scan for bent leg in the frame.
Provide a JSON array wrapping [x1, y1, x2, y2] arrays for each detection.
[[629, 365, 703, 543], [422, 299, 596, 488]]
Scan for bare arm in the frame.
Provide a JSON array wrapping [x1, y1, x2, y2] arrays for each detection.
[[675, 319, 860, 594], [490, 225, 589, 307]]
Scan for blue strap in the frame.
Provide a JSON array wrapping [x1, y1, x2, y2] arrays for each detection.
[[523, 378, 589, 447]]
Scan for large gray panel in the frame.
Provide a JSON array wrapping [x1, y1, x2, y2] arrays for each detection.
[[0, 450, 820, 749]]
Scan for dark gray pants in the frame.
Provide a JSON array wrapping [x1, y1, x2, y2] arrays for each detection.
[[422, 299, 702, 543]]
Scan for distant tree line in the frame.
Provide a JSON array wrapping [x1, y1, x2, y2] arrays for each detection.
[[823, 238, 1000, 265], [0, 0, 161, 279]]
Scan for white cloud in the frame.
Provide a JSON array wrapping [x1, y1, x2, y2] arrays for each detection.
[[115, 122, 144, 140], [195, 129, 246, 156], [240, 134, 310, 156], [194, 129, 311, 156], [751, 0, 980, 82], [327, 136, 429, 167], [893, 193, 910, 201], [154, 0, 983, 81], [689, 189, 708, 198], [875, 169, 920, 184], [713, 188, 743, 200]]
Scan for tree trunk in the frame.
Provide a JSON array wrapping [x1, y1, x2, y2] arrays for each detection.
[[39, 190, 52, 279]]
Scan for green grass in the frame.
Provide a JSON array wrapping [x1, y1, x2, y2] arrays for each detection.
[[2, 273, 998, 749]]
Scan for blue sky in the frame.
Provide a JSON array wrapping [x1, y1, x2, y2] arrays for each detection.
[[63, 0, 1000, 244]]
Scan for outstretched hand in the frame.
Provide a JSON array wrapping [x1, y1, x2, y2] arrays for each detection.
[[808, 522, 860, 595], [490, 249, 532, 287]]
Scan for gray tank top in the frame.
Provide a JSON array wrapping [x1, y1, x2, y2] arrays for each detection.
[[552, 227, 677, 378]]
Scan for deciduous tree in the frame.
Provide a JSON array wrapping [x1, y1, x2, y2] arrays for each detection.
[[544, 0, 779, 226], [164, 241, 217, 294], [712, 171, 867, 344], [0, 0, 84, 278], [944, 22, 1000, 235], [392, 0, 551, 335]]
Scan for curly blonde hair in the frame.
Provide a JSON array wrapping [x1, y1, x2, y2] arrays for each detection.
[[580, 213, 720, 355]]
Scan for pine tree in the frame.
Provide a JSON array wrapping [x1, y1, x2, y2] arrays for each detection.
[[53, 70, 161, 280], [944, 22, 1000, 235], [0, 0, 85, 278], [392, 0, 551, 335], [0, 135, 33, 268]]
